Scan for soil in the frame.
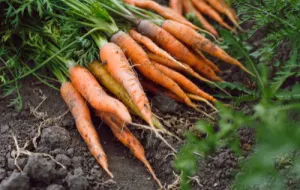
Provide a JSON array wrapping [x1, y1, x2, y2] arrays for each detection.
[[0, 1, 260, 190]]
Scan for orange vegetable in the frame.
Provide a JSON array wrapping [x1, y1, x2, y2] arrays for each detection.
[[68, 65, 132, 123], [60, 82, 113, 178], [100, 42, 153, 127], [169, 0, 183, 15]]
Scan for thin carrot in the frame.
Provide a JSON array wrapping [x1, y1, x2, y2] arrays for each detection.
[[100, 42, 153, 128], [160, 19, 253, 75], [204, 0, 242, 30], [111, 31, 197, 109], [68, 65, 132, 123], [169, 0, 183, 15], [129, 29, 185, 68], [183, 0, 219, 37], [191, 0, 233, 30], [152, 61, 216, 102], [195, 50, 221, 73], [98, 112, 163, 188], [123, 0, 199, 30], [137, 20, 223, 81], [60, 82, 113, 178]]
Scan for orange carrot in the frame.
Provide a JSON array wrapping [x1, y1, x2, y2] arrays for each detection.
[[152, 61, 216, 102], [191, 0, 232, 30], [147, 52, 212, 83], [204, 0, 242, 30], [195, 50, 221, 73], [169, 0, 183, 15], [160, 19, 253, 75], [111, 31, 196, 109], [183, 0, 219, 37], [129, 29, 184, 68], [60, 82, 113, 178], [68, 65, 132, 123], [137, 20, 223, 81], [123, 0, 199, 30], [100, 42, 153, 128], [98, 112, 163, 188]]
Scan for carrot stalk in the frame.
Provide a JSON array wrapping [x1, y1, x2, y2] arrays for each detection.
[[169, 0, 183, 15], [68, 65, 132, 123], [160, 20, 254, 75], [99, 112, 163, 188], [129, 29, 185, 69], [152, 61, 216, 102], [191, 0, 233, 30], [111, 31, 197, 109], [137, 20, 223, 81], [183, 0, 219, 37], [60, 82, 113, 178], [100, 42, 153, 128]]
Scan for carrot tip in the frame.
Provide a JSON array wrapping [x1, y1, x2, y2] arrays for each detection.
[[104, 168, 114, 178]]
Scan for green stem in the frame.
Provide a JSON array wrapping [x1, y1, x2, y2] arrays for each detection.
[[91, 32, 108, 49]]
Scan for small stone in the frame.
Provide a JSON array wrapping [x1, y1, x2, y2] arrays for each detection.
[[39, 126, 71, 150], [55, 154, 71, 167], [0, 124, 10, 134], [52, 149, 63, 155], [74, 167, 84, 176], [56, 168, 68, 178], [23, 155, 56, 184], [72, 156, 82, 168], [67, 148, 74, 157], [0, 168, 6, 180], [0, 171, 30, 190], [46, 184, 66, 190], [67, 174, 89, 190]]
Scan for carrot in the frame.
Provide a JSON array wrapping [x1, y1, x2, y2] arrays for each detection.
[[137, 20, 223, 81], [169, 0, 183, 15], [195, 50, 221, 73], [129, 29, 185, 68], [98, 112, 163, 188], [152, 61, 216, 102], [191, 0, 233, 30], [111, 31, 196, 109], [183, 0, 219, 37], [160, 19, 253, 75], [123, 0, 199, 30], [204, 0, 242, 30], [88, 61, 180, 140], [100, 42, 153, 128], [60, 82, 113, 178], [68, 65, 132, 123]]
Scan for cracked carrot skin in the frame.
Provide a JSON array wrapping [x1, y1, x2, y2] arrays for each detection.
[[192, 0, 233, 30], [111, 31, 196, 108], [160, 19, 252, 75], [69, 65, 132, 123], [153, 62, 216, 102], [183, 0, 219, 37], [98, 112, 163, 188], [123, 0, 199, 30], [137, 20, 222, 81], [100, 42, 153, 127], [60, 82, 113, 178]]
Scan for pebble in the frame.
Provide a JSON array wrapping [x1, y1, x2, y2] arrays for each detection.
[[0, 124, 10, 134], [0, 171, 30, 190], [55, 154, 71, 167]]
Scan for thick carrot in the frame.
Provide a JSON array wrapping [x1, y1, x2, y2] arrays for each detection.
[[137, 20, 223, 81], [111, 31, 196, 109], [147, 52, 212, 83], [169, 0, 183, 15], [60, 82, 113, 178], [123, 0, 199, 30], [160, 19, 253, 75], [98, 112, 163, 188], [129, 29, 184, 68], [68, 65, 132, 123], [88, 61, 178, 139], [152, 61, 216, 102], [183, 0, 219, 37], [204, 0, 242, 30], [191, 0, 232, 30], [100, 42, 153, 127]]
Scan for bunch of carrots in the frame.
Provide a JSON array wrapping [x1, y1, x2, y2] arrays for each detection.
[[1, 0, 251, 188]]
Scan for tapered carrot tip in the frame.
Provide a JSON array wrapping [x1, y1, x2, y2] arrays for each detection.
[[238, 63, 255, 77], [142, 158, 163, 188], [104, 168, 114, 178]]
